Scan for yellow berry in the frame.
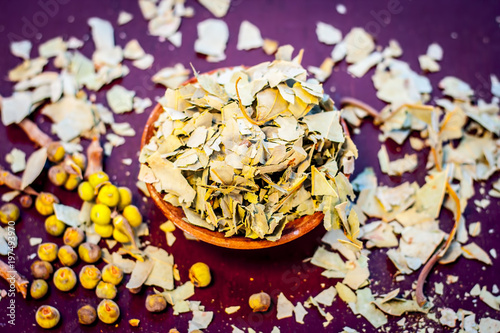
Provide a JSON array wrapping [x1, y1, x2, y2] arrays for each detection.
[[122, 205, 142, 228], [78, 182, 95, 202], [112, 215, 135, 245], [47, 142, 65, 163], [90, 204, 111, 225], [145, 294, 167, 312], [97, 184, 120, 207], [188, 262, 211, 288], [38, 243, 58, 262], [79, 265, 102, 289], [36, 305, 60, 329], [57, 245, 78, 266], [30, 279, 49, 299], [64, 174, 81, 191], [248, 292, 271, 312], [31, 260, 53, 280], [112, 228, 130, 243], [102, 264, 123, 285], [48, 165, 68, 187], [53, 267, 77, 292], [78, 242, 101, 263], [35, 193, 59, 216], [97, 299, 120, 324], [88, 171, 109, 188], [63, 227, 85, 248], [44, 215, 66, 237], [94, 223, 114, 238], [0, 203, 20, 224], [71, 152, 87, 171], [117, 187, 132, 211], [95, 281, 117, 299], [78, 305, 97, 325]]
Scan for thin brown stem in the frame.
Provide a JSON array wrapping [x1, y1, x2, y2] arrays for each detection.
[[0, 258, 29, 299], [18, 119, 53, 148], [84, 137, 103, 178], [416, 147, 461, 306], [416, 249, 441, 306], [0, 166, 38, 195]]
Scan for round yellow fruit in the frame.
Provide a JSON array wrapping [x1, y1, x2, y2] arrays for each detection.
[[97, 184, 120, 207], [123, 205, 142, 228], [90, 204, 111, 225]]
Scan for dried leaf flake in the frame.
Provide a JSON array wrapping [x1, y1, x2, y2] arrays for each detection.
[[237, 21, 264, 51]]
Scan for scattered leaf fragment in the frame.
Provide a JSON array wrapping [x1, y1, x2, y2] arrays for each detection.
[[276, 292, 294, 319], [106, 85, 135, 114], [316, 22, 342, 45], [198, 0, 230, 18], [6, 148, 26, 173], [118, 11, 133, 25], [21, 147, 47, 190], [188, 310, 214, 332], [224, 306, 240, 314], [462, 242, 492, 265], [194, 19, 229, 61], [237, 21, 264, 51]]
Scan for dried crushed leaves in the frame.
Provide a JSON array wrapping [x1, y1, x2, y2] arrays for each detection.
[[140, 47, 358, 242]]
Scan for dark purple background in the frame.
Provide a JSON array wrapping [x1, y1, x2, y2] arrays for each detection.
[[0, 0, 500, 332]]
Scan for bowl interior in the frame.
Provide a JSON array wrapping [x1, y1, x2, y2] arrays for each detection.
[[141, 103, 325, 249]]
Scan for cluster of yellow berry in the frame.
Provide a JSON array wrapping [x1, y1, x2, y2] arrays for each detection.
[[78, 171, 143, 244], [28, 157, 142, 328], [31, 236, 124, 328], [35, 169, 143, 243], [47, 151, 86, 191]]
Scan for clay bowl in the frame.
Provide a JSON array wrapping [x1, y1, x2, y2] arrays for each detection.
[[141, 71, 348, 249]]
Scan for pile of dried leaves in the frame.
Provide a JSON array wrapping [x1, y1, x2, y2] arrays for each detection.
[[140, 47, 361, 244]]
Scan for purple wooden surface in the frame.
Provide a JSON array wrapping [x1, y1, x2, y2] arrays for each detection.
[[0, 0, 499, 332]]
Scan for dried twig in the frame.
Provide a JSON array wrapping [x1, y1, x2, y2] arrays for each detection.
[[84, 137, 103, 178], [0, 166, 38, 195], [18, 119, 53, 148], [18, 118, 65, 164], [416, 148, 461, 306], [0, 259, 29, 299]]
